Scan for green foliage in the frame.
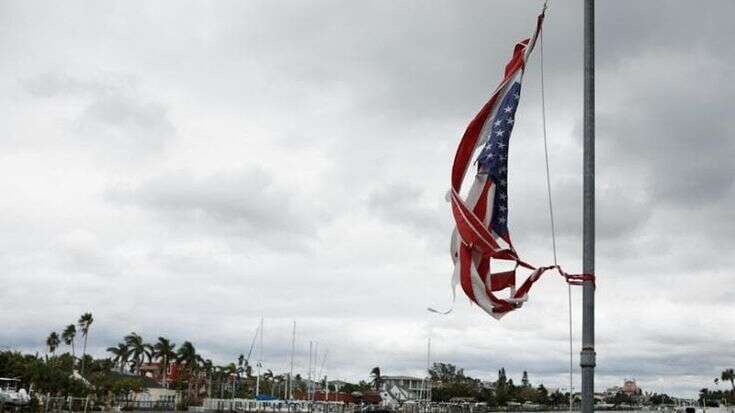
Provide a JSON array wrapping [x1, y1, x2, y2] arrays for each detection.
[[111, 378, 145, 396], [648, 393, 674, 405], [0, 351, 87, 397], [429, 362, 466, 385], [699, 387, 735, 406], [722, 369, 735, 391], [337, 381, 371, 393], [46, 332, 61, 355], [428, 363, 572, 407], [605, 391, 634, 406]]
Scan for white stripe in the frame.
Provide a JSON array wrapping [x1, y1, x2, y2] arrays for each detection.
[[467, 256, 501, 318], [484, 184, 496, 227], [465, 174, 488, 209]]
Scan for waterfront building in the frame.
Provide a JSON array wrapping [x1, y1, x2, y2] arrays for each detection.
[[380, 376, 428, 400]]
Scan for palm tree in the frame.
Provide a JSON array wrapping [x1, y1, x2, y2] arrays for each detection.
[[722, 369, 735, 392], [153, 337, 176, 388], [214, 363, 237, 398], [201, 358, 215, 398], [46, 332, 60, 356], [176, 341, 200, 402], [107, 343, 131, 373], [177, 341, 199, 369], [264, 368, 274, 395], [61, 324, 77, 359], [370, 366, 382, 391], [125, 332, 152, 375], [236, 355, 245, 397], [243, 359, 253, 379], [78, 312, 94, 375]]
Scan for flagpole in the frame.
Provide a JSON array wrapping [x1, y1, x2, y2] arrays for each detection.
[[581, 1, 596, 413]]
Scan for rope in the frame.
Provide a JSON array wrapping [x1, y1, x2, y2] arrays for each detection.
[[539, 5, 573, 412]]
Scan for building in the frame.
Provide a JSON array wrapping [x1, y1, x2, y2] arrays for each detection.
[[623, 380, 640, 397], [380, 376, 429, 402], [605, 386, 623, 397], [139, 362, 185, 385], [481, 381, 497, 394]]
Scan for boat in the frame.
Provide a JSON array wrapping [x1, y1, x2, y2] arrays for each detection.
[[0, 378, 31, 406]]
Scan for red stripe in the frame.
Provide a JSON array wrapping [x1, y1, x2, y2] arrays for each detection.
[[458, 245, 476, 304], [451, 92, 503, 190], [473, 179, 491, 219], [490, 270, 516, 292], [478, 257, 490, 281], [450, 191, 499, 253]]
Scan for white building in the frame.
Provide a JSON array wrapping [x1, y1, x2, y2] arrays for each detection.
[[380, 376, 429, 402]]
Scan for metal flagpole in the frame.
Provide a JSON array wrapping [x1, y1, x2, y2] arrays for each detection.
[[581, 1, 596, 413]]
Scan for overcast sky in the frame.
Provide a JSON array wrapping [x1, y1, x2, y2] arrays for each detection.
[[1, 0, 734, 398]]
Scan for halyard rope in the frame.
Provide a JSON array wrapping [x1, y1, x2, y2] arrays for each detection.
[[539, 4, 574, 412]]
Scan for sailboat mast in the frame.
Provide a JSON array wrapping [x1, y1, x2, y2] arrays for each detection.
[[289, 321, 295, 400], [581, 1, 596, 413], [307, 341, 313, 400], [312, 342, 318, 401], [426, 338, 431, 403], [256, 317, 263, 397]]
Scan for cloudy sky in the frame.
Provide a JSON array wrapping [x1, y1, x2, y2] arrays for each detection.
[[1, 0, 734, 398]]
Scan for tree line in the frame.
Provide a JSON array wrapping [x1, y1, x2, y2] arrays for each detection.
[[699, 368, 735, 406], [13, 316, 735, 409], [5, 314, 317, 408]]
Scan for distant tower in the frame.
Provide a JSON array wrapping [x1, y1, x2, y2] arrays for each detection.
[[623, 379, 639, 396]]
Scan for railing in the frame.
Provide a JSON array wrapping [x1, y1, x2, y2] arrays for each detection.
[[40, 396, 90, 412], [202, 399, 349, 413], [115, 397, 176, 411], [37, 394, 175, 412]]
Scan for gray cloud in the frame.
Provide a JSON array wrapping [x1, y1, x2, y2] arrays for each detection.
[[21, 73, 174, 158], [106, 167, 324, 251]]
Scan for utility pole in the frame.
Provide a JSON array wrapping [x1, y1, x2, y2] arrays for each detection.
[[581, 1, 596, 413]]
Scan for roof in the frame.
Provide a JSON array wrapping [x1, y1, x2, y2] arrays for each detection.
[[381, 376, 423, 380], [103, 371, 164, 389]]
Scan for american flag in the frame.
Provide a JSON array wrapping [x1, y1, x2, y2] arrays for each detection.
[[445, 10, 548, 319]]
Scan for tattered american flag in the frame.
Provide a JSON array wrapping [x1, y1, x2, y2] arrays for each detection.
[[436, 7, 594, 320], [445, 9, 550, 319]]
